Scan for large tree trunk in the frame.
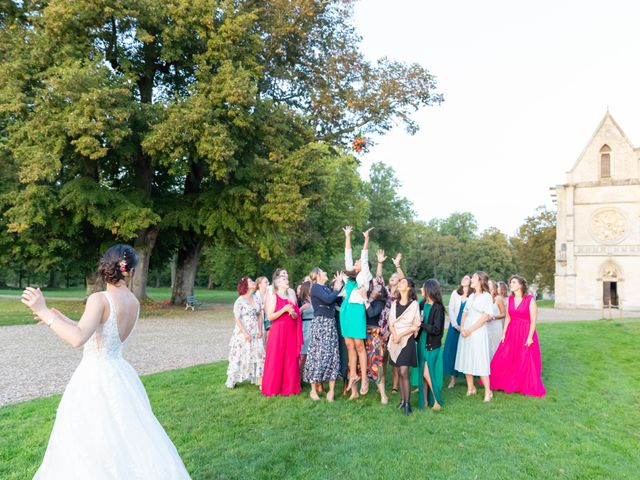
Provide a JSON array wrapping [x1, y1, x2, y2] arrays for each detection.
[[131, 227, 158, 300], [48, 270, 58, 289], [171, 239, 204, 306]]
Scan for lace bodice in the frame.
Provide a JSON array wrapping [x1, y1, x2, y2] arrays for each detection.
[[82, 291, 137, 359]]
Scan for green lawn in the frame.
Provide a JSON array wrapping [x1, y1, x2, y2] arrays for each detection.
[[1, 320, 639, 479], [0, 288, 238, 327], [0, 287, 237, 303]]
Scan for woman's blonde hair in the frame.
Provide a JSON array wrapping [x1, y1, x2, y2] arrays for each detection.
[[309, 267, 322, 283]]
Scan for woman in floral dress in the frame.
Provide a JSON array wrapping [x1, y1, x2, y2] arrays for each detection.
[[225, 277, 265, 388]]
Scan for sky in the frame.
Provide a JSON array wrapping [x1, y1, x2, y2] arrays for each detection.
[[351, 0, 640, 235]]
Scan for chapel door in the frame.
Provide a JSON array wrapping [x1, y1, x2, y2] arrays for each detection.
[[603, 281, 619, 307]]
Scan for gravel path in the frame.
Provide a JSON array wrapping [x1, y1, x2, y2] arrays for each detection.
[[0, 306, 234, 406], [2, 305, 638, 406]]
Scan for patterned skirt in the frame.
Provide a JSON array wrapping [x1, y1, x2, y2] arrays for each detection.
[[303, 315, 342, 383], [360, 326, 386, 383]]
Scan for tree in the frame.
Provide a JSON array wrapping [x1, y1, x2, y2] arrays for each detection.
[[1, 0, 443, 302], [429, 212, 478, 242], [464, 228, 516, 282], [363, 162, 414, 256], [512, 207, 556, 290]]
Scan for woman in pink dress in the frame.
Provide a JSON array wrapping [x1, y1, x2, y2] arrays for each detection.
[[261, 274, 303, 396], [489, 275, 546, 397]]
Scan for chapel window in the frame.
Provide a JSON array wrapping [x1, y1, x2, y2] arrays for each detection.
[[600, 145, 611, 179]]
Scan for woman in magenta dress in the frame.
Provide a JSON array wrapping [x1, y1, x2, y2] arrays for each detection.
[[261, 274, 303, 396], [489, 274, 546, 397]]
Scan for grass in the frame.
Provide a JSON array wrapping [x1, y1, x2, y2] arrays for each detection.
[[0, 288, 237, 327], [0, 287, 237, 303], [1, 320, 639, 479]]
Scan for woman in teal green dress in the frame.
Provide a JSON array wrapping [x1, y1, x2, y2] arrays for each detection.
[[417, 279, 445, 410], [341, 226, 373, 399]]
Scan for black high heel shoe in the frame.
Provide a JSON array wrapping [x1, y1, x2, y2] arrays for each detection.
[[396, 400, 405, 409], [403, 402, 412, 416]]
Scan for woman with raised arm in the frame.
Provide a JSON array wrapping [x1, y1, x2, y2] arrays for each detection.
[[225, 277, 265, 389], [455, 271, 494, 402], [341, 225, 374, 399], [376, 250, 404, 394], [487, 279, 506, 358], [387, 277, 422, 415], [489, 275, 546, 397], [262, 274, 302, 396], [443, 275, 472, 389], [303, 268, 343, 401], [21, 244, 191, 479]]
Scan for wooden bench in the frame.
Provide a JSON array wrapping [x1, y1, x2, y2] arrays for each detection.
[[185, 295, 202, 311]]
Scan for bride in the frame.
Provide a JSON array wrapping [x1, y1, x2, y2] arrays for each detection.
[[21, 244, 191, 479]]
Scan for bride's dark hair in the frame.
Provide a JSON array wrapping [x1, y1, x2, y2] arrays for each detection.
[[98, 244, 139, 285]]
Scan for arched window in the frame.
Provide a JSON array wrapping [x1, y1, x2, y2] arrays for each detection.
[[600, 145, 611, 178]]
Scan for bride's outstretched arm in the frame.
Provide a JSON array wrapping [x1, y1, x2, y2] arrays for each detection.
[[22, 287, 104, 348]]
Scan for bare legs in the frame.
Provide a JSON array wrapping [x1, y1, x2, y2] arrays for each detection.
[[448, 375, 456, 389], [464, 374, 492, 401], [465, 374, 477, 395], [377, 374, 388, 404], [423, 363, 441, 410], [345, 337, 368, 399], [355, 339, 368, 394], [310, 380, 336, 402]]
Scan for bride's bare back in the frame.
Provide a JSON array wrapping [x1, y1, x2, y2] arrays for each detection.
[[97, 286, 139, 343]]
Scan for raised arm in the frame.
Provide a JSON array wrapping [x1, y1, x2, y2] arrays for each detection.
[[392, 253, 405, 280], [343, 226, 354, 270], [362, 227, 373, 252], [22, 288, 105, 348], [376, 250, 387, 279], [359, 228, 374, 277]]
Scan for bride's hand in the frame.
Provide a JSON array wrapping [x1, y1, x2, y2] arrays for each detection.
[[21, 287, 48, 317]]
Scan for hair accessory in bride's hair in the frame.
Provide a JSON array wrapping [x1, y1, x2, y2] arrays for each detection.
[[119, 260, 129, 277]]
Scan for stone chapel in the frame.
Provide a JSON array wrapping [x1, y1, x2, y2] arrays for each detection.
[[554, 111, 640, 310]]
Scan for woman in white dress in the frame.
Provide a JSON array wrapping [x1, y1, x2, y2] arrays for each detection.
[[486, 280, 506, 359], [21, 244, 191, 479], [455, 271, 494, 402], [225, 277, 265, 389]]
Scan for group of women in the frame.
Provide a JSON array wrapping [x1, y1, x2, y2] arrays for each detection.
[[225, 227, 546, 415]]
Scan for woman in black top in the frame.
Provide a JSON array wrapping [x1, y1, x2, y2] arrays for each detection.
[[303, 268, 343, 401], [363, 280, 389, 404], [417, 279, 445, 410]]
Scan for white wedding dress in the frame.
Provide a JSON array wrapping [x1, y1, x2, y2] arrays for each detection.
[[34, 291, 191, 479]]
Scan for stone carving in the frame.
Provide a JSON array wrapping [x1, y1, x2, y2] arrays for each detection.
[[590, 209, 627, 243], [602, 264, 617, 279]]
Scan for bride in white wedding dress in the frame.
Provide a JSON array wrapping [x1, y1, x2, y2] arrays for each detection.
[[21, 244, 191, 479]]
